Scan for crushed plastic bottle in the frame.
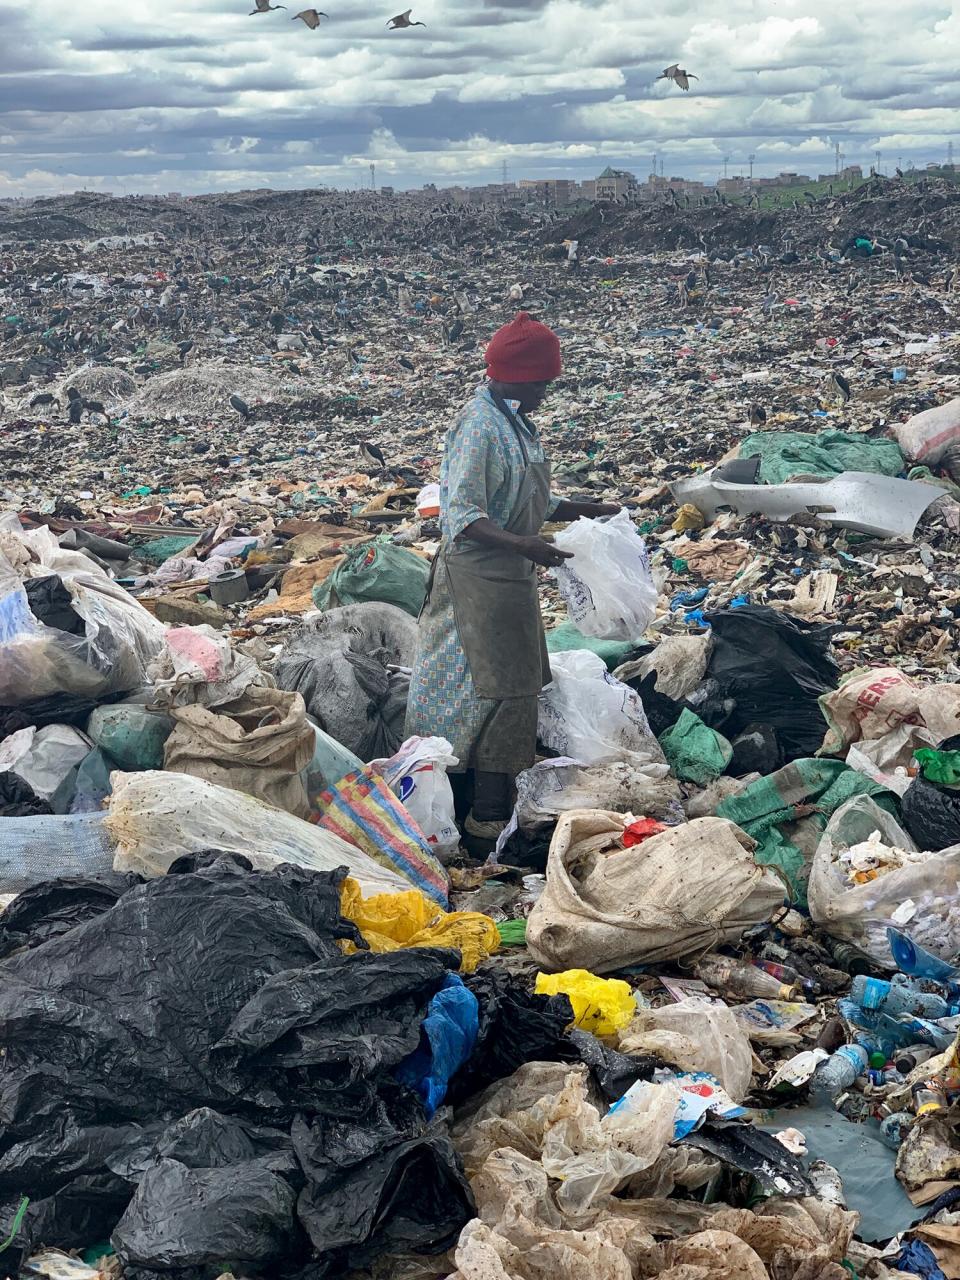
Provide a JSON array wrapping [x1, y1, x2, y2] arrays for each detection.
[[812, 1044, 869, 1097]]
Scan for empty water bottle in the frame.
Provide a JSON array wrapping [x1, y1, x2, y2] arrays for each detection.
[[808, 1159, 846, 1206], [850, 973, 951, 1020], [812, 1044, 869, 1097]]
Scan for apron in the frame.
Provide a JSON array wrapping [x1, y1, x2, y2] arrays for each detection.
[[441, 390, 552, 700]]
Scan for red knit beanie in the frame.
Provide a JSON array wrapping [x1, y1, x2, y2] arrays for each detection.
[[485, 311, 562, 382]]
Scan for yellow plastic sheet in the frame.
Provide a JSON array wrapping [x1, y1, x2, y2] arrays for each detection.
[[340, 878, 500, 974], [535, 968, 636, 1037]]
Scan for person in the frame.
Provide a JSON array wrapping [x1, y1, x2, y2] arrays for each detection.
[[405, 311, 619, 849]]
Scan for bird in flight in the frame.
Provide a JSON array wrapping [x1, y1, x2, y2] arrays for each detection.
[[387, 9, 425, 27], [293, 8, 327, 27], [657, 63, 698, 91], [250, 0, 286, 12]]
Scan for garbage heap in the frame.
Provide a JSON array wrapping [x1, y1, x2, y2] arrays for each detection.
[[6, 186, 960, 1280]]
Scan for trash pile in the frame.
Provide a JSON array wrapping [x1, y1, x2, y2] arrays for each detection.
[[5, 183, 960, 1279]]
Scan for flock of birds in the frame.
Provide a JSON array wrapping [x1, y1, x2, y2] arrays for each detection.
[[249, 0, 425, 27], [249, 0, 700, 82]]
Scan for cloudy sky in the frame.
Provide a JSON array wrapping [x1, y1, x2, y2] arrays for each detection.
[[0, 0, 956, 196]]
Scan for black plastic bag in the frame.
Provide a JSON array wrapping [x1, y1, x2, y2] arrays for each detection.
[[727, 723, 781, 777], [702, 606, 839, 765], [113, 1111, 305, 1271], [565, 1028, 658, 1103], [214, 947, 459, 1116], [446, 968, 573, 1105], [685, 1119, 812, 1197], [0, 858, 358, 1161], [0, 1174, 133, 1276], [901, 734, 960, 851], [631, 671, 685, 738], [294, 1119, 474, 1272], [0, 692, 111, 739], [0, 872, 141, 958], [23, 573, 84, 634], [0, 771, 51, 818]]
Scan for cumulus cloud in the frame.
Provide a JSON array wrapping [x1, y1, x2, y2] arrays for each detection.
[[0, 0, 952, 194]]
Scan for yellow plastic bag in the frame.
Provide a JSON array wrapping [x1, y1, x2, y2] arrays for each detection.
[[535, 968, 636, 1037], [340, 878, 500, 973], [672, 503, 706, 533]]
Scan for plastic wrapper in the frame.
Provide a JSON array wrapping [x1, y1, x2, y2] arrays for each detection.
[[808, 795, 960, 966], [551, 510, 658, 642], [503, 757, 681, 853], [340, 877, 500, 973], [538, 649, 667, 768], [105, 769, 413, 898], [0, 517, 165, 706], [371, 735, 460, 863], [526, 810, 785, 973], [534, 969, 636, 1037], [619, 998, 753, 1102]]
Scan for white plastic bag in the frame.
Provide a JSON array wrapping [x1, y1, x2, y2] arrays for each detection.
[[552, 510, 657, 642], [105, 770, 412, 898], [512, 756, 680, 833], [538, 649, 666, 767], [370, 735, 460, 863], [619, 998, 753, 1101], [0, 517, 165, 705], [808, 795, 960, 966], [0, 725, 92, 801]]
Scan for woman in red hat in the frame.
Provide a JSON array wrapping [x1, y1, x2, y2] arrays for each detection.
[[405, 312, 618, 851]]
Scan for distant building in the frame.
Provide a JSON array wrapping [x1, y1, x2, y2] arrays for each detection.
[[717, 176, 749, 195], [839, 164, 863, 181], [517, 178, 579, 206], [580, 179, 597, 200], [595, 166, 638, 200], [379, 185, 395, 195]]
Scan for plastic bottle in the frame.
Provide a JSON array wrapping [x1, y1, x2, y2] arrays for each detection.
[[808, 1159, 846, 1206], [812, 1044, 869, 1097], [880, 1112, 913, 1149], [850, 973, 951, 1020], [751, 957, 818, 995], [913, 1081, 948, 1116], [695, 955, 798, 1001], [825, 938, 873, 977], [895, 1045, 939, 1074]]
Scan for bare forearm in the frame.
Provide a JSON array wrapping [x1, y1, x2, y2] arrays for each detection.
[[461, 517, 526, 553], [551, 499, 621, 521], [460, 518, 573, 568]]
